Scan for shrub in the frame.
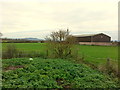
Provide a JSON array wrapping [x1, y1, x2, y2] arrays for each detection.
[[2, 44, 47, 59], [46, 29, 78, 59], [2, 44, 18, 59], [97, 59, 118, 78]]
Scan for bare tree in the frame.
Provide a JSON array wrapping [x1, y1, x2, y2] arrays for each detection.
[[46, 29, 77, 59]]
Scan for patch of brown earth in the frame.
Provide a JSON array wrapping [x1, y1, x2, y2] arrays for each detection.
[[56, 78, 64, 85], [56, 78, 71, 88], [4, 65, 24, 72]]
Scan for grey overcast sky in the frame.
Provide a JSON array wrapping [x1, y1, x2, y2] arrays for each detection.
[[0, 0, 119, 40]]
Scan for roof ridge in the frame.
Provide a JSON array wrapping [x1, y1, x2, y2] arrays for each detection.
[[73, 33, 109, 37]]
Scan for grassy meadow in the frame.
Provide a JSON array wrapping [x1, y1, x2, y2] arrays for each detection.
[[2, 43, 118, 65]]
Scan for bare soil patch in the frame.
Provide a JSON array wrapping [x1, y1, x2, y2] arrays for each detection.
[[4, 65, 24, 72], [56, 78, 71, 88]]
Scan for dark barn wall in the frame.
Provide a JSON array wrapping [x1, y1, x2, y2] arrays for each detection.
[[76, 36, 91, 42], [75, 34, 111, 42], [92, 34, 111, 42]]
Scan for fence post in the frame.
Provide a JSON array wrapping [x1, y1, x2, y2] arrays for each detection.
[[107, 58, 110, 65], [46, 49, 48, 58], [106, 58, 110, 72]]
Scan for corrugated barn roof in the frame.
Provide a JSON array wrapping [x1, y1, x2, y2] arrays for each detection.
[[73, 33, 110, 37]]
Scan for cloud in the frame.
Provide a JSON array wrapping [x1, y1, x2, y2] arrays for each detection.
[[0, 1, 118, 40]]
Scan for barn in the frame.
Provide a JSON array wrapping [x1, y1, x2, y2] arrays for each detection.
[[73, 33, 111, 42]]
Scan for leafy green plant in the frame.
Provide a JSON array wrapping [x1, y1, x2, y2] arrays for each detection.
[[2, 58, 119, 88]]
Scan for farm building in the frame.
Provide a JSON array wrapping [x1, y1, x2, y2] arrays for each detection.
[[73, 33, 111, 42]]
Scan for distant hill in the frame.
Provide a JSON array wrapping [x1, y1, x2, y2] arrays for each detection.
[[2, 37, 44, 43], [22, 38, 44, 41]]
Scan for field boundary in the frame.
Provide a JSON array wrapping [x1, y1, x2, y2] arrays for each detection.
[[79, 42, 118, 46]]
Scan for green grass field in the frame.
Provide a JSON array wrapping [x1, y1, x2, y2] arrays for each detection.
[[2, 58, 119, 88], [2, 43, 118, 66], [78, 45, 118, 65]]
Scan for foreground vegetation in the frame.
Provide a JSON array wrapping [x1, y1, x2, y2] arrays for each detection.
[[2, 58, 119, 88]]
